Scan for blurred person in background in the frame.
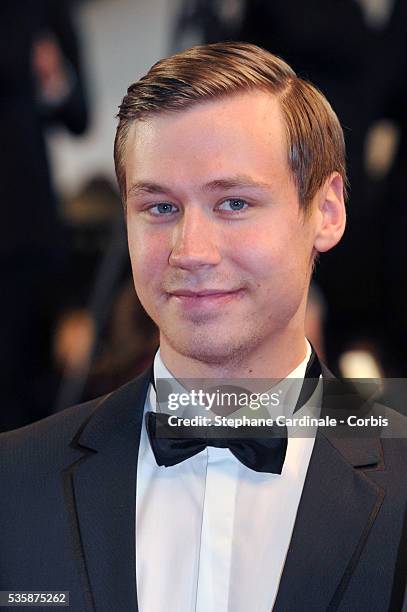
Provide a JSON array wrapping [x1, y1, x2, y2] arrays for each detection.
[[53, 278, 158, 400], [0, 0, 88, 431], [375, 0, 407, 375]]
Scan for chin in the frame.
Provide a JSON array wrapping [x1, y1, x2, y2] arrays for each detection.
[[162, 325, 263, 367]]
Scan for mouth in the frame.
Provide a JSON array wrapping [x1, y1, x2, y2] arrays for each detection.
[[170, 289, 240, 297], [168, 288, 244, 308]]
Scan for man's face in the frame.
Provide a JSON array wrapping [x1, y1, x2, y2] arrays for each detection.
[[125, 92, 321, 366]]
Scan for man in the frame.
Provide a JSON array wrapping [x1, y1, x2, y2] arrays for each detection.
[[1, 43, 406, 612]]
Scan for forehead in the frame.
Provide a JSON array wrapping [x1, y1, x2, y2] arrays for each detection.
[[124, 91, 291, 193]]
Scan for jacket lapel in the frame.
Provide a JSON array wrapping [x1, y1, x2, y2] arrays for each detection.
[[61, 368, 152, 612], [273, 369, 386, 612]]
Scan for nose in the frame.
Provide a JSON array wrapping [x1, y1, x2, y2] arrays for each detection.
[[169, 207, 221, 270]]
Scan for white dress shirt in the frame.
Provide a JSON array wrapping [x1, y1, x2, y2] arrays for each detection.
[[136, 342, 321, 612]]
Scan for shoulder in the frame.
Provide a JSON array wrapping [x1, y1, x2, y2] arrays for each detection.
[[0, 368, 151, 470], [0, 395, 104, 476], [0, 369, 151, 476], [321, 368, 407, 481]]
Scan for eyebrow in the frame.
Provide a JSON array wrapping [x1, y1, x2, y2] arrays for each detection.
[[127, 175, 272, 198]]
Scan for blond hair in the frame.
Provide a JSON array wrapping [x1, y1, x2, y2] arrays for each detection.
[[114, 42, 347, 210]]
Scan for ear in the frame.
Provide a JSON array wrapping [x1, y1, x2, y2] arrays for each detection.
[[313, 172, 346, 253]]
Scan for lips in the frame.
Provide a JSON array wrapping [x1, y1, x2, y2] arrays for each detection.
[[167, 288, 244, 312], [170, 289, 239, 298]]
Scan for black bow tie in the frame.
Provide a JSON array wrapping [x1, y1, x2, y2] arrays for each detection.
[[145, 411, 288, 473], [146, 348, 321, 474]]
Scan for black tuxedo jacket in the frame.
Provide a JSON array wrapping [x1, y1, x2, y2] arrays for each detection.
[[0, 366, 406, 612]]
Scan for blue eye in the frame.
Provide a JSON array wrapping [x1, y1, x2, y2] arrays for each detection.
[[150, 202, 178, 215], [218, 198, 248, 212]]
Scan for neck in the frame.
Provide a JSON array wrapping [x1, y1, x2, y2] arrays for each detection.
[[159, 330, 309, 380]]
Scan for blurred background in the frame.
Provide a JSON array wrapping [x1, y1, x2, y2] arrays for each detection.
[[1, 0, 406, 431]]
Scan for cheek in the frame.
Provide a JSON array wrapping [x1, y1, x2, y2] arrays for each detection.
[[230, 227, 284, 278], [127, 225, 168, 289], [234, 224, 310, 287]]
